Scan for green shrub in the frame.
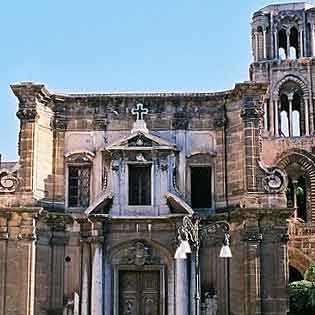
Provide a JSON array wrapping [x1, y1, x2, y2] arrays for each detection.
[[305, 265, 315, 282], [288, 280, 315, 314]]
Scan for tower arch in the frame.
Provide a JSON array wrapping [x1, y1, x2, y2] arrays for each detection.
[[276, 149, 315, 222], [271, 76, 310, 137]]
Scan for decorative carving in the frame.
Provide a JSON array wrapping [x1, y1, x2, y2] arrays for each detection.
[[51, 116, 67, 130], [172, 167, 182, 195], [94, 116, 107, 130], [258, 160, 287, 193], [160, 161, 168, 171], [0, 171, 19, 193], [120, 242, 160, 266], [65, 152, 94, 164], [214, 117, 226, 129], [172, 118, 189, 130], [16, 109, 38, 122], [128, 135, 153, 147], [201, 290, 218, 315], [112, 159, 120, 172], [102, 166, 108, 191], [136, 153, 146, 162], [243, 231, 263, 242]]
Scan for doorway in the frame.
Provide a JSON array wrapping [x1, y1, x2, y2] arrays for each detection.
[[119, 270, 160, 315]]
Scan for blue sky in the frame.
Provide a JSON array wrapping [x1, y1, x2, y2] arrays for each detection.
[[0, 0, 311, 160]]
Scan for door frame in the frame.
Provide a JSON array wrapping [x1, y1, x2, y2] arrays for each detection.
[[114, 264, 165, 315]]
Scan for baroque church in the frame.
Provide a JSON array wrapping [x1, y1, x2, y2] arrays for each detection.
[[1, 2, 315, 315]]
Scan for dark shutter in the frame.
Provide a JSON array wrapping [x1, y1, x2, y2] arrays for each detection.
[[191, 166, 212, 209]]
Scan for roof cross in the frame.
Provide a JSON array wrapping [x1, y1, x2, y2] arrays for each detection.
[[131, 103, 149, 121]]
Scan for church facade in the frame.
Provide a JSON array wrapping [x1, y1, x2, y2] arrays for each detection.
[[1, 2, 315, 315]]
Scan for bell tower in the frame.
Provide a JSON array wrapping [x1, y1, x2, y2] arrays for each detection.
[[250, 2, 315, 137]]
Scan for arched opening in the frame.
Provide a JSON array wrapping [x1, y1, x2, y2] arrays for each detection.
[[278, 81, 305, 137], [286, 175, 307, 221], [278, 29, 287, 58], [284, 156, 309, 223], [289, 27, 299, 59], [289, 265, 304, 283]]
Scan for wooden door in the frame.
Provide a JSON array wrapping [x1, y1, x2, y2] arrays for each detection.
[[119, 270, 160, 315]]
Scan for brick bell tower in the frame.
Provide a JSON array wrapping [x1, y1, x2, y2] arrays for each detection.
[[249, 3, 315, 307], [250, 2, 315, 139]]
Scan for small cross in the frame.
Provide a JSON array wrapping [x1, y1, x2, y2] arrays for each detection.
[[131, 103, 149, 121]]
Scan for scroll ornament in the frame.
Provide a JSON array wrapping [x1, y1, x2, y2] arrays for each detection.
[[258, 160, 287, 193], [0, 171, 19, 193]]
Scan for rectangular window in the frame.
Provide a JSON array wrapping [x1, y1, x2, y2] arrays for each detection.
[[68, 166, 90, 208], [191, 166, 212, 209], [128, 165, 151, 206]]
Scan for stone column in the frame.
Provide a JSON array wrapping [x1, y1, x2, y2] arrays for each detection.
[[5, 211, 37, 315], [274, 99, 279, 137], [304, 98, 310, 136], [244, 230, 262, 315], [52, 119, 67, 207], [270, 98, 275, 135], [312, 25, 315, 56], [81, 241, 91, 315], [299, 29, 304, 57], [286, 30, 291, 58], [288, 94, 293, 137], [292, 179, 298, 219], [263, 29, 267, 59], [260, 215, 291, 315], [264, 101, 268, 132], [253, 33, 257, 62], [310, 99, 315, 135], [91, 239, 103, 315], [175, 259, 189, 315], [255, 33, 259, 61], [0, 213, 8, 315], [274, 32, 278, 58]]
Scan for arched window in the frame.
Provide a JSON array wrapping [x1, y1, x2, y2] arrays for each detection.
[[278, 29, 287, 58], [286, 174, 308, 222], [289, 27, 299, 59], [278, 82, 305, 137]]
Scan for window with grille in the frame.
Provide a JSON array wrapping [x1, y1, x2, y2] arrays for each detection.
[[68, 166, 90, 208], [191, 166, 212, 209], [128, 164, 151, 206]]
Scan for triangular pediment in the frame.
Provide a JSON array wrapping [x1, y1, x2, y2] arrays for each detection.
[[106, 131, 177, 151]]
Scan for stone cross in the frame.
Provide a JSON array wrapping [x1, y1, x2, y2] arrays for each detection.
[[131, 103, 148, 121]]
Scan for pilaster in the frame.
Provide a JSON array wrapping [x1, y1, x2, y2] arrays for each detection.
[[240, 96, 264, 192], [175, 259, 188, 315]]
